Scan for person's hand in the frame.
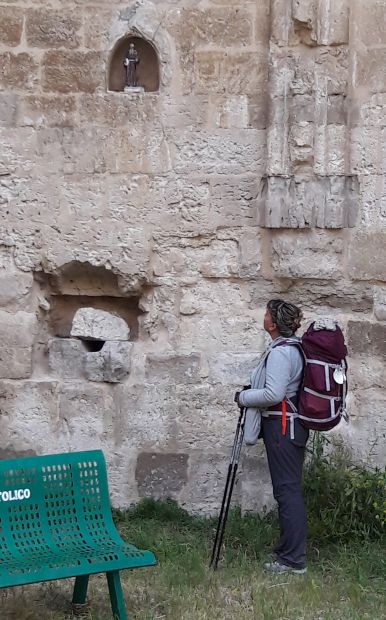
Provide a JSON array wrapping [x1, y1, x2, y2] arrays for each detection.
[[234, 385, 251, 408]]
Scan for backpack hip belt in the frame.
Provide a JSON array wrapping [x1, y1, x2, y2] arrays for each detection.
[[263, 397, 298, 439]]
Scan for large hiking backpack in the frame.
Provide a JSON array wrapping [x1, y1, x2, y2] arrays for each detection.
[[296, 319, 348, 431]]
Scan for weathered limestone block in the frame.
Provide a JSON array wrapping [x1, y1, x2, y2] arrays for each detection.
[[145, 353, 201, 384], [314, 125, 347, 175], [290, 122, 314, 169], [260, 176, 358, 229], [48, 338, 86, 380], [354, 0, 386, 46], [0, 94, 18, 128], [42, 51, 104, 94], [359, 94, 386, 127], [194, 51, 268, 96], [179, 291, 199, 316], [270, 0, 294, 46], [348, 232, 386, 281], [0, 380, 59, 456], [167, 7, 253, 47], [171, 383, 245, 452], [355, 48, 386, 93], [349, 357, 385, 391], [254, 279, 372, 314], [272, 230, 344, 278], [26, 10, 82, 48], [199, 239, 239, 278], [112, 383, 173, 449], [315, 47, 349, 96], [351, 128, 385, 176], [179, 452, 238, 516], [0, 311, 37, 379], [161, 95, 208, 131], [178, 312, 266, 354], [291, 94, 314, 123], [71, 308, 130, 341], [0, 53, 38, 91], [18, 96, 76, 128], [173, 130, 266, 175], [82, 7, 118, 51], [255, 0, 271, 44], [0, 7, 23, 46], [240, 452, 275, 515], [209, 174, 260, 228], [316, 0, 349, 45], [0, 272, 33, 308], [339, 413, 386, 468], [247, 92, 268, 130], [347, 321, 386, 359], [374, 287, 386, 321], [292, 0, 317, 46], [207, 353, 260, 385], [179, 280, 252, 318], [136, 452, 189, 500], [105, 128, 172, 175], [38, 126, 109, 176], [85, 341, 133, 383], [237, 228, 263, 278], [58, 383, 115, 449]]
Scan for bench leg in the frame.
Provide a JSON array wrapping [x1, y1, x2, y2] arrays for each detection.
[[106, 570, 127, 620], [72, 574, 90, 605]]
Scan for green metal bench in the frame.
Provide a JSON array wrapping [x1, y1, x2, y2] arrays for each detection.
[[0, 450, 156, 619]]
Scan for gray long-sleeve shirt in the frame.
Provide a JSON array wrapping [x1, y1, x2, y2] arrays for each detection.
[[238, 341, 303, 409]]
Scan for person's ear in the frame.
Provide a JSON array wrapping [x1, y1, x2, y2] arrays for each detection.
[[267, 321, 277, 334]]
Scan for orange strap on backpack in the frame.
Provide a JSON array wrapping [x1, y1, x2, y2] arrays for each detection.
[[281, 399, 287, 436]]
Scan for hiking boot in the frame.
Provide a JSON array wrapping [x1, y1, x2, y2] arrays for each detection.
[[264, 560, 307, 575]]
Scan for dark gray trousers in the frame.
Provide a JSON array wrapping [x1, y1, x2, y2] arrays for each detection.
[[262, 417, 309, 569]]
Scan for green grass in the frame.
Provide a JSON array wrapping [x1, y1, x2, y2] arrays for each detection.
[[2, 499, 385, 620]]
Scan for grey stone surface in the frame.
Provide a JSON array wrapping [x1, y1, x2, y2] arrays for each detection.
[[145, 353, 201, 384], [85, 341, 133, 383], [374, 287, 386, 321], [71, 307, 130, 341], [136, 452, 189, 499], [347, 321, 386, 359], [48, 337, 86, 379], [0, 311, 37, 379]]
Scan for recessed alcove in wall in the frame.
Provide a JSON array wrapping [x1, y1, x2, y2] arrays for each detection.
[[35, 262, 143, 340], [109, 36, 160, 93]]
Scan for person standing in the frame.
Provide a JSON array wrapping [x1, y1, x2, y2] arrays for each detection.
[[237, 299, 308, 574]]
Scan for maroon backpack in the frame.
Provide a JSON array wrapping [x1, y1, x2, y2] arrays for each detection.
[[296, 321, 348, 431]]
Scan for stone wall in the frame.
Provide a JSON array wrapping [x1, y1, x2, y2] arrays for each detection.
[[0, 0, 385, 514]]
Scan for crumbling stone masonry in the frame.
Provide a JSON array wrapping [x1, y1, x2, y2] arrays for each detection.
[[0, 0, 385, 514]]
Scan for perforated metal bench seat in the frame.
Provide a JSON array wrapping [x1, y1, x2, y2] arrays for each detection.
[[0, 450, 157, 619]]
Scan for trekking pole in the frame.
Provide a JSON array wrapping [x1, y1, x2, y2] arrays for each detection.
[[210, 404, 246, 570]]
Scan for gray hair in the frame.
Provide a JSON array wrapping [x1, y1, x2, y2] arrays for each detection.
[[267, 299, 302, 337]]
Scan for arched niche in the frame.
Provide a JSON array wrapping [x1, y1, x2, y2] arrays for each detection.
[[109, 35, 160, 93]]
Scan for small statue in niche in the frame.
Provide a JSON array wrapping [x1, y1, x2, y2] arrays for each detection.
[[123, 43, 140, 91]]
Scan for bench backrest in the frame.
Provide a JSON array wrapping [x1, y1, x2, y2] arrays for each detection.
[[0, 450, 122, 559]]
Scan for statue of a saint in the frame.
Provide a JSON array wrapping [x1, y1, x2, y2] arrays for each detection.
[[123, 43, 139, 89]]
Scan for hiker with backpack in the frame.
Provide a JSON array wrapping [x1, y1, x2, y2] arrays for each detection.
[[236, 299, 348, 574], [237, 300, 308, 574]]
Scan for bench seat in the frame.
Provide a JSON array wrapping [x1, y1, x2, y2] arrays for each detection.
[[0, 450, 157, 618]]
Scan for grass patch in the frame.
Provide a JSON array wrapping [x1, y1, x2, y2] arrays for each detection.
[[2, 499, 384, 620], [2, 439, 385, 619]]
